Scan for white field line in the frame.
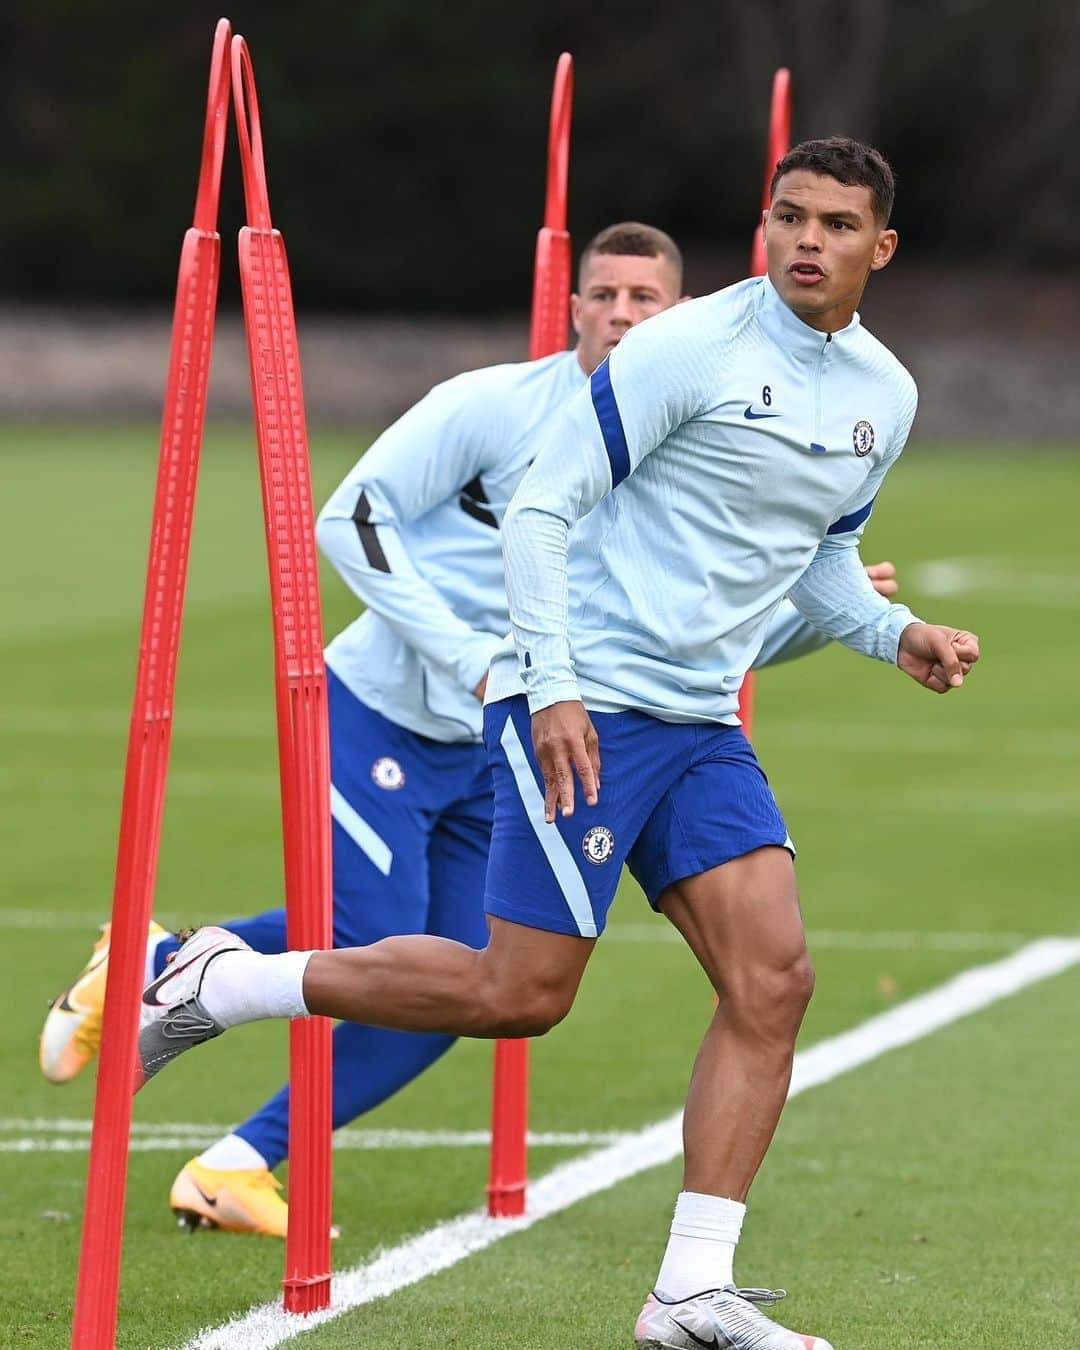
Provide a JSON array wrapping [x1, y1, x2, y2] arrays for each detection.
[[4, 910, 266, 934], [893, 787, 1080, 818], [0, 766, 279, 800], [7, 705, 1080, 762], [605, 925, 1035, 952], [1, 908, 1049, 952], [0, 706, 274, 740], [8, 768, 1077, 816], [757, 721, 1080, 760], [0, 1126, 624, 1155], [177, 936, 1080, 1350], [0, 909, 145, 930], [911, 558, 1080, 608]]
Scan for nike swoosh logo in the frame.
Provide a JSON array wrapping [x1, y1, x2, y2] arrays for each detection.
[[669, 1318, 718, 1349], [191, 1180, 218, 1208], [743, 405, 781, 420], [142, 940, 232, 1008], [57, 953, 108, 1012]]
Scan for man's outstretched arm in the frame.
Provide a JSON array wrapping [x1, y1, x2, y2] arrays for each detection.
[[753, 562, 898, 669], [788, 537, 979, 691]]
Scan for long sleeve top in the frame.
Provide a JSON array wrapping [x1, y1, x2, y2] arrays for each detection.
[[487, 275, 921, 723]]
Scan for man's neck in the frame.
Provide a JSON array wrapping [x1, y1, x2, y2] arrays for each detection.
[[790, 303, 857, 334], [782, 271, 870, 334]]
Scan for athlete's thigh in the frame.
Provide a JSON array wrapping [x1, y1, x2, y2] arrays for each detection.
[[628, 723, 793, 913], [657, 845, 805, 999], [482, 914, 596, 1020], [425, 775, 493, 950], [482, 695, 689, 939], [328, 673, 437, 945]]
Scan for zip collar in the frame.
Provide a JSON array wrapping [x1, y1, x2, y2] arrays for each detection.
[[755, 274, 860, 362]]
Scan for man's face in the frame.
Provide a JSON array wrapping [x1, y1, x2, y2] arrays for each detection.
[[763, 171, 897, 331], [571, 252, 683, 374]]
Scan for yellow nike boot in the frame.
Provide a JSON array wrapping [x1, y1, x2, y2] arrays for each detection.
[[170, 1158, 289, 1236], [40, 920, 167, 1083]]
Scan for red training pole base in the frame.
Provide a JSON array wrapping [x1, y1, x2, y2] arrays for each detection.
[[486, 1182, 528, 1218], [282, 1016, 333, 1313], [487, 1039, 529, 1217], [282, 1274, 332, 1315]]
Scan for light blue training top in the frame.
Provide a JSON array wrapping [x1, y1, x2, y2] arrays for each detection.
[[488, 275, 921, 723], [317, 350, 585, 743], [318, 320, 857, 745]]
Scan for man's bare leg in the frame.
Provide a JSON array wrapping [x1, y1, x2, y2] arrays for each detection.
[[660, 845, 811, 1198], [644, 845, 812, 1304], [228, 917, 595, 1041]]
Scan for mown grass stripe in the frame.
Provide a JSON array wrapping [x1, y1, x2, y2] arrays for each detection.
[[3, 909, 1049, 950], [177, 938, 1080, 1349], [0, 1126, 626, 1153]]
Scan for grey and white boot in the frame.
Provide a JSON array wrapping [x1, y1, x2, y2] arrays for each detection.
[[136, 926, 250, 1090], [634, 1284, 834, 1350]]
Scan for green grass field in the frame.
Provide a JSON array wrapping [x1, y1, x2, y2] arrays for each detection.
[[2, 425, 1078, 1348]]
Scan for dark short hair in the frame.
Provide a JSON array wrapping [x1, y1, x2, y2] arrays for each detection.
[[770, 137, 896, 224], [578, 221, 683, 288]]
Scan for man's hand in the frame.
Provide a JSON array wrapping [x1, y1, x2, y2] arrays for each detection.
[[866, 560, 898, 597], [897, 623, 980, 693], [531, 700, 601, 823], [473, 674, 488, 703]]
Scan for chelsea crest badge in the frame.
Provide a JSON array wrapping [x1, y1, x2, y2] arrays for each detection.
[[852, 420, 875, 457]]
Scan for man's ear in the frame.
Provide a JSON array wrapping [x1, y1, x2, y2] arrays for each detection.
[[870, 228, 898, 272], [569, 292, 583, 334]]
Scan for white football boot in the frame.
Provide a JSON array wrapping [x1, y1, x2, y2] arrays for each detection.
[[635, 1285, 834, 1350], [136, 926, 249, 1091]]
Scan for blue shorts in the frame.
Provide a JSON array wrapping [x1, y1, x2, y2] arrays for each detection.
[[327, 669, 492, 950], [482, 695, 792, 938]]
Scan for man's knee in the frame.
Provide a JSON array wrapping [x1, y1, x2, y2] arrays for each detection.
[[487, 979, 576, 1038], [472, 964, 578, 1038], [727, 949, 815, 1040], [472, 919, 592, 1038], [786, 950, 816, 1013]]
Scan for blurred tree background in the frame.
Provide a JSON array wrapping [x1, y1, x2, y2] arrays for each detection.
[[3, 0, 1079, 313]]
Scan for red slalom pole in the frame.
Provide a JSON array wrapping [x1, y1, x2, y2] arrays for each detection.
[[487, 51, 574, 1221], [739, 67, 791, 738], [749, 67, 791, 278], [232, 34, 334, 1314], [71, 19, 232, 1349], [528, 53, 574, 358]]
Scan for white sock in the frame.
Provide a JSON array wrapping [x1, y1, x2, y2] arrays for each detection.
[[144, 927, 170, 987], [196, 1133, 269, 1172], [655, 1191, 747, 1300], [199, 949, 313, 1027]]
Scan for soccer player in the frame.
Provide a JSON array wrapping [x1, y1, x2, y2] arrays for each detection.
[[41, 220, 892, 1241], [133, 138, 979, 1344]]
